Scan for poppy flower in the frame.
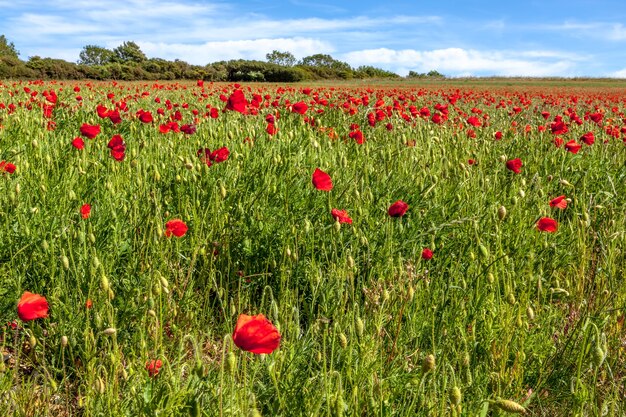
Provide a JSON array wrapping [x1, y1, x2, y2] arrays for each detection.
[[421, 248, 433, 260], [107, 135, 126, 161], [580, 132, 595, 145], [145, 359, 163, 377], [292, 101, 308, 115], [331, 208, 352, 224], [225, 89, 248, 114], [494, 131, 503, 140], [232, 313, 281, 354], [81, 204, 91, 219], [85, 299, 93, 309], [79, 123, 101, 139], [0, 161, 16, 174], [266, 123, 278, 136], [564, 140, 582, 154], [537, 217, 558, 233], [549, 195, 567, 210], [312, 168, 333, 191], [180, 124, 196, 135], [165, 219, 188, 237], [71, 137, 85, 150], [17, 292, 49, 322], [388, 200, 409, 217], [505, 158, 523, 174]]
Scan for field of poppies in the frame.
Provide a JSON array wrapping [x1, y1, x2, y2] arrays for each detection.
[[0, 78, 625, 416]]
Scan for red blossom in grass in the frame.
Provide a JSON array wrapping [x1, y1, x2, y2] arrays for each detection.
[[211, 147, 230, 163], [565, 140, 582, 154], [537, 217, 558, 233], [165, 219, 188, 238], [312, 168, 333, 191], [580, 132, 595, 145], [505, 158, 523, 174], [266, 123, 278, 136], [550, 120, 568, 135], [107, 134, 126, 161], [85, 299, 93, 309], [549, 195, 567, 210], [17, 292, 49, 322], [589, 112, 603, 124], [0, 161, 16, 174], [331, 208, 353, 224], [349, 129, 364, 144], [209, 108, 219, 118], [71, 137, 85, 150], [494, 131, 503, 140], [96, 104, 110, 118], [80, 123, 101, 139], [468, 159, 476, 165], [421, 248, 433, 260], [80, 204, 91, 219], [232, 313, 281, 354], [554, 137, 564, 147], [292, 101, 308, 115], [145, 359, 163, 377], [388, 200, 409, 217], [225, 89, 248, 114], [137, 109, 153, 123], [180, 124, 196, 135]]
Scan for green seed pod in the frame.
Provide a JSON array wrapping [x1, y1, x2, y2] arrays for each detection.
[[29, 334, 37, 348], [347, 255, 355, 268], [487, 273, 495, 284], [493, 399, 526, 414], [592, 343, 605, 368], [220, 184, 227, 199], [61, 335, 69, 348], [15, 183, 20, 195], [422, 354, 436, 373], [407, 284, 415, 301], [526, 306, 535, 321], [100, 274, 110, 292], [334, 220, 341, 232], [102, 328, 116, 336], [42, 240, 49, 252]]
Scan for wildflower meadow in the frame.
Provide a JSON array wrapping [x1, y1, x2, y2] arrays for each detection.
[[0, 79, 625, 416]]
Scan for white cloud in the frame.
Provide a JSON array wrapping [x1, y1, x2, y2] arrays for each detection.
[[341, 47, 577, 77], [608, 23, 626, 41], [609, 68, 626, 78], [139, 38, 334, 64]]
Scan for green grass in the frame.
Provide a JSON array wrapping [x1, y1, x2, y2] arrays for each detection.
[[0, 79, 625, 416]]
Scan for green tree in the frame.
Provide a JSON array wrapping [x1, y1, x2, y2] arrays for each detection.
[[78, 45, 115, 66], [0, 35, 19, 59], [266, 50, 296, 67], [113, 41, 147, 63]]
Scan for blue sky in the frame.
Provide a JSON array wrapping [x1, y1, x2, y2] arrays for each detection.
[[1, 0, 626, 77]]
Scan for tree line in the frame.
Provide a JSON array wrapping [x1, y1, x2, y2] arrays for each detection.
[[0, 36, 440, 81]]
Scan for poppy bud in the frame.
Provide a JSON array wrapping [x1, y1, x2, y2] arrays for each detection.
[[592, 343, 605, 368], [42, 240, 49, 252], [526, 306, 535, 321], [518, 189, 525, 198], [338, 332, 348, 349], [334, 220, 341, 232], [479, 244, 489, 259], [100, 275, 109, 292], [559, 179, 573, 187], [497, 206, 507, 220], [499, 155, 507, 162], [407, 284, 415, 301], [227, 351, 237, 373], [61, 335, 69, 348], [422, 354, 435, 373], [15, 183, 20, 195], [61, 255, 70, 270], [68, 190, 76, 201], [29, 334, 37, 348], [103, 327, 116, 335], [507, 293, 516, 305], [487, 272, 495, 284], [355, 317, 364, 339], [449, 386, 462, 406], [493, 399, 526, 414]]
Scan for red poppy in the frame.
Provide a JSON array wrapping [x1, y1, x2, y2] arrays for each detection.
[[211, 147, 230, 163], [145, 359, 163, 377], [388, 200, 409, 217], [180, 124, 196, 135], [565, 140, 582, 154], [550, 120, 568, 135], [494, 131, 503, 140], [225, 89, 248, 114], [17, 292, 49, 322], [580, 132, 594, 145], [81, 204, 91, 219], [537, 217, 558, 233], [331, 208, 353, 224], [232, 313, 281, 354], [85, 299, 93, 309], [165, 219, 188, 237], [71, 137, 85, 150], [137, 110, 153, 123], [312, 168, 333, 191], [266, 123, 278, 135], [80, 123, 101, 139], [549, 195, 567, 210], [292, 101, 308, 115], [505, 158, 523, 174], [349, 130, 364, 144], [0, 161, 16, 174], [107, 134, 126, 161], [421, 248, 433, 260]]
